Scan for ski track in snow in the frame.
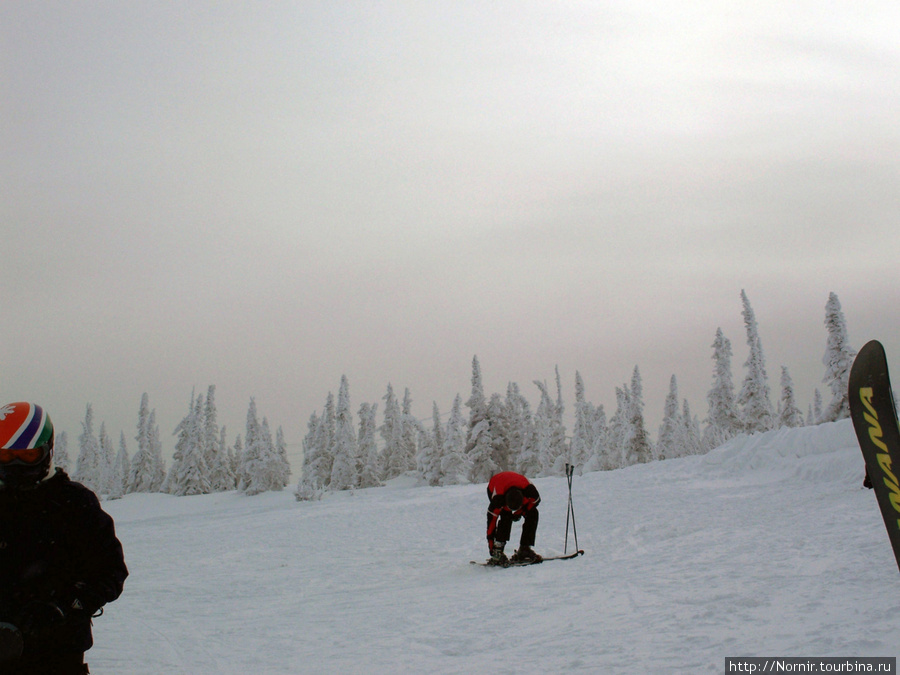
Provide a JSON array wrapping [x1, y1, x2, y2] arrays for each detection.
[[89, 420, 900, 674]]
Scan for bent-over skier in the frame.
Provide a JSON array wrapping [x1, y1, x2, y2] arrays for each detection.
[[485, 471, 542, 566]]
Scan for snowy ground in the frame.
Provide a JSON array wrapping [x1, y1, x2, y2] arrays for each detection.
[[89, 420, 900, 674]]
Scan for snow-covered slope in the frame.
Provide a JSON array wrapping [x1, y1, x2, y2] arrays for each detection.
[[91, 420, 899, 674]]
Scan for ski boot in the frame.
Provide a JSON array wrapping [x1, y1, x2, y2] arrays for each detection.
[[511, 546, 542, 564], [488, 540, 509, 567]]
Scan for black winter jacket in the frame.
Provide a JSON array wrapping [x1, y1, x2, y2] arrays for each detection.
[[0, 469, 128, 657]]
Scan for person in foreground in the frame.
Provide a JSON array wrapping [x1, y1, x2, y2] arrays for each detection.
[[485, 471, 542, 566], [0, 402, 128, 674]]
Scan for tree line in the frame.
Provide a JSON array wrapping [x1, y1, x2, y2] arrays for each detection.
[[294, 290, 856, 499], [59, 290, 856, 500]]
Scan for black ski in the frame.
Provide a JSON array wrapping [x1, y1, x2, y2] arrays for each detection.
[[848, 339, 900, 573], [470, 550, 584, 567]]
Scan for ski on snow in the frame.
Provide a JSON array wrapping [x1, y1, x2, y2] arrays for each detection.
[[470, 550, 584, 567], [848, 339, 900, 573]]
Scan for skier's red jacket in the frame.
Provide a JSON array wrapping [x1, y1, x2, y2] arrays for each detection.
[[485, 471, 540, 541]]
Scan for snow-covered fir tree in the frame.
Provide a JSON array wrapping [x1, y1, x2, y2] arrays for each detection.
[[295, 413, 323, 501], [656, 375, 683, 461], [379, 385, 403, 481], [357, 403, 382, 489], [98, 422, 116, 496], [210, 424, 235, 491], [820, 292, 856, 422], [624, 366, 653, 465], [585, 404, 611, 472], [533, 371, 568, 476], [506, 382, 538, 477], [417, 402, 444, 487], [487, 393, 512, 472], [108, 432, 129, 500], [570, 372, 595, 473], [167, 392, 211, 496], [275, 426, 291, 488], [315, 393, 336, 487], [202, 386, 233, 492], [704, 328, 741, 449], [54, 431, 70, 472], [330, 376, 359, 491], [466, 356, 497, 483], [778, 366, 805, 428], [240, 399, 287, 495], [811, 389, 824, 425], [737, 290, 775, 433], [127, 393, 156, 493], [439, 394, 469, 486], [148, 410, 166, 491], [74, 404, 102, 494], [679, 399, 704, 456], [397, 388, 420, 476], [606, 386, 630, 470]]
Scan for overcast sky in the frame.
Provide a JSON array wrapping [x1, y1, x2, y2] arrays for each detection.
[[3, 2, 899, 463]]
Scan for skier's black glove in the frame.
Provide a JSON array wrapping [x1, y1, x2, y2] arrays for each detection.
[[64, 582, 105, 618]]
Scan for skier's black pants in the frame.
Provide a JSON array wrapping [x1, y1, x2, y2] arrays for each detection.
[[492, 508, 539, 548]]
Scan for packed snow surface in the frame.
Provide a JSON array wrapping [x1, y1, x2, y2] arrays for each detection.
[[91, 420, 900, 673]]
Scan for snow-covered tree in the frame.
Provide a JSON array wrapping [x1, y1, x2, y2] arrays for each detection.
[[295, 413, 323, 501], [585, 404, 610, 472], [417, 402, 444, 486], [210, 423, 236, 492], [487, 393, 512, 472], [148, 410, 166, 491], [127, 393, 156, 493], [821, 292, 856, 422], [108, 432, 129, 500], [657, 375, 683, 461], [533, 370, 568, 476], [440, 395, 469, 485], [240, 399, 285, 495], [168, 392, 211, 496], [737, 290, 775, 433], [397, 388, 420, 476], [330, 376, 359, 491], [606, 386, 630, 470], [778, 366, 805, 428], [570, 372, 595, 473], [74, 404, 102, 494], [98, 422, 115, 496], [379, 385, 403, 481], [357, 403, 382, 489], [54, 431, 70, 472], [505, 383, 538, 476], [466, 356, 497, 483], [624, 366, 653, 465], [274, 426, 291, 488], [704, 328, 741, 449], [679, 399, 704, 456]]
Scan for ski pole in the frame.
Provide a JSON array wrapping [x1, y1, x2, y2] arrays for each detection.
[[564, 463, 579, 554]]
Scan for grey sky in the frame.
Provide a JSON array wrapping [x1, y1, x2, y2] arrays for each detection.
[[4, 2, 899, 459]]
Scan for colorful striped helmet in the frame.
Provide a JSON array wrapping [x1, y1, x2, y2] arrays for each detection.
[[0, 402, 54, 486]]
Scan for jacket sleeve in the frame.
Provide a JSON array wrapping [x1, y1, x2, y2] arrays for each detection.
[[486, 493, 506, 541], [63, 486, 128, 614]]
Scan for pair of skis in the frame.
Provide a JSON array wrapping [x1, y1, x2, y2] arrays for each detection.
[[470, 550, 584, 567]]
